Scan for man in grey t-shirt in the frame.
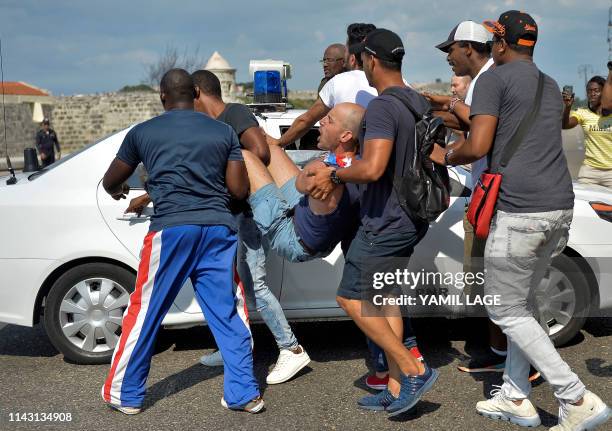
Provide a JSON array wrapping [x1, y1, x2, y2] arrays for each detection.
[[430, 10, 609, 431]]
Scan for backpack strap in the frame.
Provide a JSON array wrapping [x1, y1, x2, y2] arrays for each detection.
[[380, 87, 427, 176], [497, 71, 545, 171]]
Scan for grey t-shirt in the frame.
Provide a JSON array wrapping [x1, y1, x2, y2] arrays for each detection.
[[216, 103, 259, 138], [470, 60, 574, 213]]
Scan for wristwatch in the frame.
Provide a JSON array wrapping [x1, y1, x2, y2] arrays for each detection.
[[449, 97, 460, 113], [330, 169, 344, 185], [444, 149, 455, 166]]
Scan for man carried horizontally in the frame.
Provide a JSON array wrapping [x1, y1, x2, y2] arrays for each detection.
[[243, 102, 363, 262]]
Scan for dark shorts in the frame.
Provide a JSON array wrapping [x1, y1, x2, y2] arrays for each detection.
[[336, 225, 428, 301]]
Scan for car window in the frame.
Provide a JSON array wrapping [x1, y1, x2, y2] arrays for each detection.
[[28, 128, 132, 181], [449, 169, 471, 197], [280, 126, 320, 151], [126, 163, 147, 190]]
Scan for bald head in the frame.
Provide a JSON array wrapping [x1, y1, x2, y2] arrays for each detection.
[[323, 43, 346, 78], [160, 68, 196, 109], [334, 103, 364, 138], [451, 75, 471, 100], [318, 102, 364, 152]]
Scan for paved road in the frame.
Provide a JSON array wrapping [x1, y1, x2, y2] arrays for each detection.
[[0, 317, 610, 431]]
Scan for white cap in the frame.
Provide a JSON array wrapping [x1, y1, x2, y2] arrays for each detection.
[[435, 21, 490, 52]]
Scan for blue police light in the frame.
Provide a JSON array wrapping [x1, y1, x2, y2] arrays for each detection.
[[254, 70, 282, 103]]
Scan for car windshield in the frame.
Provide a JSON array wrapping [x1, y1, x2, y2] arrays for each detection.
[[28, 128, 131, 181]]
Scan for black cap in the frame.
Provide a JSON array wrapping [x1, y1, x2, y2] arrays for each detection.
[[483, 10, 538, 47], [356, 28, 405, 62], [42, 118, 49, 124]]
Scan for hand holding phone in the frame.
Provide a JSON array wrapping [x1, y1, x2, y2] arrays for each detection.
[[562, 85, 574, 107]]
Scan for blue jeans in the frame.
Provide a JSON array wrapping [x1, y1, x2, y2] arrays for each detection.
[[367, 319, 418, 373], [237, 213, 298, 351], [248, 178, 319, 263]]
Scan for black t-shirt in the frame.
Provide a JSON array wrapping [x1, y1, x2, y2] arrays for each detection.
[[217, 103, 259, 138], [358, 86, 429, 234], [117, 109, 243, 232], [470, 60, 574, 213]]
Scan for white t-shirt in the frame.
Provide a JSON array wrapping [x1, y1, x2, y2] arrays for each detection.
[[465, 58, 494, 189], [318, 70, 378, 109]]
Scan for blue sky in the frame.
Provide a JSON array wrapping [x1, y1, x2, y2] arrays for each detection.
[[0, 0, 609, 98]]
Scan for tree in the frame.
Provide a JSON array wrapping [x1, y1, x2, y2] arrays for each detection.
[[143, 44, 206, 87]]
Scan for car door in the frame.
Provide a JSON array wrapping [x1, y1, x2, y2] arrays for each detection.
[[96, 165, 199, 314], [408, 166, 471, 316]]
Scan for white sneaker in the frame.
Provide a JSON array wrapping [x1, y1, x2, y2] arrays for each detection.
[[266, 345, 310, 385], [549, 391, 611, 431], [476, 386, 541, 428], [106, 403, 141, 415], [221, 396, 265, 414], [199, 350, 223, 367]]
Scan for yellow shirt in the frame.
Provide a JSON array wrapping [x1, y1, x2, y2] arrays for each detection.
[[571, 108, 612, 170]]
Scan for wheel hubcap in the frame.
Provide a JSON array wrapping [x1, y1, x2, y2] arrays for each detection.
[[59, 278, 130, 353], [536, 268, 576, 337]]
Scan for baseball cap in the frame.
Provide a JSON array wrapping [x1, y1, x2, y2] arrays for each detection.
[[355, 28, 405, 62], [42, 118, 49, 124], [483, 10, 538, 47], [436, 21, 490, 53]]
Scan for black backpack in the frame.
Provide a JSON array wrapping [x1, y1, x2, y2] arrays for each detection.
[[382, 87, 451, 223]]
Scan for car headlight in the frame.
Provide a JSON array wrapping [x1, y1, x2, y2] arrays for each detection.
[[590, 202, 612, 222]]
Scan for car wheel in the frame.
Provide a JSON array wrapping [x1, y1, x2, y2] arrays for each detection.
[[535, 253, 591, 347], [43, 263, 135, 364]]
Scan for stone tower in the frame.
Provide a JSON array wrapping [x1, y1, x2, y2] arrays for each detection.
[[204, 51, 237, 102]]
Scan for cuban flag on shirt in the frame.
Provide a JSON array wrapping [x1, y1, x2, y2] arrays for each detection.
[[323, 152, 356, 168]]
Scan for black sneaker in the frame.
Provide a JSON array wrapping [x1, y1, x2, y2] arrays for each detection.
[[457, 352, 505, 373]]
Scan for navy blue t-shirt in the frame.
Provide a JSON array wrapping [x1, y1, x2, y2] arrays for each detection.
[[359, 87, 429, 234], [294, 183, 360, 255], [117, 109, 243, 232]]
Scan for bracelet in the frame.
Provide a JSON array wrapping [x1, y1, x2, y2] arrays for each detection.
[[449, 97, 460, 113], [444, 149, 455, 166]]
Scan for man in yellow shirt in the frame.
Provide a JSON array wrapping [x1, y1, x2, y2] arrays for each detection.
[[563, 75, 612, 189]]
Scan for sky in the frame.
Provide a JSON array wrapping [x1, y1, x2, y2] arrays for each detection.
[[0, 0, 609, 98]]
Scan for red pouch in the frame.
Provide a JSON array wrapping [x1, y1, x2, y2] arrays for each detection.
[[466, 171, 502, 240]]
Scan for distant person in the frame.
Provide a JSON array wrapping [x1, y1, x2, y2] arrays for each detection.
[[451, 74, 471, 100], [35, 118, 61, 167], [318, 43, 347, 92], [266, 23, 377, 148], [101, 69, 263, 415], [563, 75, 612, 189], [446, 74, 471, 145]]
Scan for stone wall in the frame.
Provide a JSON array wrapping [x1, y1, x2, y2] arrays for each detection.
[[52, 92, 163, 153], [0, 103, 52, 158]]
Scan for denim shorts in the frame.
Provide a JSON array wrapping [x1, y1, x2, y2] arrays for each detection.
[[336, 225, 428, 300], [248, 177, 313, 263]]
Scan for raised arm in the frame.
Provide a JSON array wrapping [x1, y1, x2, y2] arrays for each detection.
[[562, 91, 578, 129], [268, 98, 330, 147], [602, 65, 612, 111], [240, 126, 270, 165]]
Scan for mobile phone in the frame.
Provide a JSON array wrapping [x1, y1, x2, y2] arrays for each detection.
[[562, 85, 574, 98]]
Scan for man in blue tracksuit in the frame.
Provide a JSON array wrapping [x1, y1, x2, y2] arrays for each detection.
[[100, 68, 263, 414]]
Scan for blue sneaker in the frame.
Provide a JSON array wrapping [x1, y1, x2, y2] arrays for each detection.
[[386, 364, 439, 417], [358, 389, 398, 411]]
